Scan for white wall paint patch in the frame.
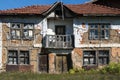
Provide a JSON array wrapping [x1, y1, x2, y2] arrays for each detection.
[[73, 20, 88, 47], [40, 18, 48, 37], [111, 25, 120, 33]]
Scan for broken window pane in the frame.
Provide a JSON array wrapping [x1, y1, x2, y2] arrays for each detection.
[[89, 24, 110, 40], [23, 24, 34, 39]]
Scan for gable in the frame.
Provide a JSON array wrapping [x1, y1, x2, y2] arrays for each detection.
[[43, 2, 76, 18]]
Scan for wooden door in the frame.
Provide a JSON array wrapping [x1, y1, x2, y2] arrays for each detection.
[[39, 55, 48, 73], [56, 55, 68, 73]]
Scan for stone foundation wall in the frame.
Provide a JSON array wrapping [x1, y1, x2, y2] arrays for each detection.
[[49, 53, 56, 73], [71, 48, 83, 69], [6, 65, 33, 72], [111, 48, 120, 63]]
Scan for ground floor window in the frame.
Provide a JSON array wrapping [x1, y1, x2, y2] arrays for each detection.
[[83, 50, 109, 66], [8, 50, 29, 65], [83, 51, 96, 65], [8, 50, 18, 64], [98, 50, 109, 65], [20, 51, 29, 64]]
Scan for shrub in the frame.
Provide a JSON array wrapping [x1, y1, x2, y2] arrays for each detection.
[[100, 63, 120, 74], [69, 69, 75, 74]]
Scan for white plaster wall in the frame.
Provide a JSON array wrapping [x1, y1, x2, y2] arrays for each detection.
[[73, 17, 120, 48], [47, 19, 73, 35], [47, 12, 55, 18], [40, 18, 48, 37], [0, 22, 2, 69]]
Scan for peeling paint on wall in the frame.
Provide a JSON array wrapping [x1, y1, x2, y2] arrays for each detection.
[[73, 19, 88, 47], [111, 26, 120, 33], [73, 17, 120, 48]]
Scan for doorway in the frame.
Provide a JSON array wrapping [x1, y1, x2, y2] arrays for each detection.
[[39, 54, 48, 73], [55, 54, 72, 73], [55, 25, 66, 35]]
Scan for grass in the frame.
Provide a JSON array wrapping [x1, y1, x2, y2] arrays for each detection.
[[0, 72, 120, 80]]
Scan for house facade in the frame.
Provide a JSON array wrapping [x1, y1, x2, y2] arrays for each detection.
[[0, 0, 120, 73]]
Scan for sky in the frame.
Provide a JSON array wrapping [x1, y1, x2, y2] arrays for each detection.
[[0, 0, 90, 10]]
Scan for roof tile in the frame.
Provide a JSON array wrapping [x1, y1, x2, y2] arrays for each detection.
[[0, 3, 120, 15]]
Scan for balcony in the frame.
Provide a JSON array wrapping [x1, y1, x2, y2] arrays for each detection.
[[45, 35, 74, 48]]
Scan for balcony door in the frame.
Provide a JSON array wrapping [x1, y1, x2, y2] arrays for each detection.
[[55, 25, 66, 47], [55, 25, 66, 35]]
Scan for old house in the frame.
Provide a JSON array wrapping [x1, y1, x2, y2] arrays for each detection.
[[0, 0, 120, 73]]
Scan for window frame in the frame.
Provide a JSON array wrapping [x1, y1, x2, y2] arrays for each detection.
[[83, 51, 96, 66], [88, 23, 110, 40], [20, 51, 30, 65], [7, 50, 30, 65], [83, 50, 109, 66], [23, 23, 34, 40], [10, 23, 22, 39], [8, 50, 18, 65], [98, 50, 109, 65], [10, 23, 34, 40]]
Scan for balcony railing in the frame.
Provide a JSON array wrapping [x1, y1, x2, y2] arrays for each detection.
[[46, 35, 74, 48]]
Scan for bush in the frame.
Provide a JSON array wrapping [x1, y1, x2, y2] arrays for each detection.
[[100, 63, 120, 74], [69, 69, 75, 74]]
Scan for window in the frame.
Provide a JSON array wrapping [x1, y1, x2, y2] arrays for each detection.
[[98, 50, 109, 65], [83, 51, 96, 65], [23, 24, 34, 39], [89, 24, 110, 40], [11, 24, 21, 39], [20, 51, 29, 64], [55, 25, 65, 35], [100, 25, 109, 39], [8, 50, 18, 64], [10, 23, 34, 39], [8, 50, 29, 65], [83, 50, 109, 66]]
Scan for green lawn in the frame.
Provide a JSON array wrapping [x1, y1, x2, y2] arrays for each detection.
[[0, 72, 120, 80]]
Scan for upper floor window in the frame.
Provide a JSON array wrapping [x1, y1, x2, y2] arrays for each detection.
[[23, 24, 34, 39], [89, 24, 110, 40], [11, 23, 21, 39], [10, 23, 34, 40]]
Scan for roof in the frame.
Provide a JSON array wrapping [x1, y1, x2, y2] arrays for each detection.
[[0, 5, 51, 15], [0, 2, 120, 16], [92, 0, 120, 9], [66, 3, 120, 15]]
